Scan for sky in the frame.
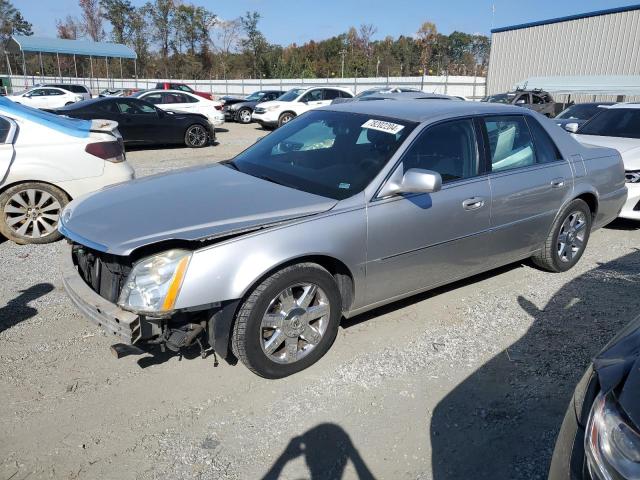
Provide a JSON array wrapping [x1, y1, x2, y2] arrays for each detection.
[[15, 0, 640, 45]]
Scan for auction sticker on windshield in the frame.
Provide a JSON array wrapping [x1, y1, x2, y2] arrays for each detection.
[[361, 119, 405, 134]]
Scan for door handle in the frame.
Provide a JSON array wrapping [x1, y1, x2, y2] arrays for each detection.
[[462, 197, 485, 211], [551, 178, 565, 188]]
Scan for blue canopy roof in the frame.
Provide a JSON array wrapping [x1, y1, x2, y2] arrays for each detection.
[[7, 35, 137, 59]]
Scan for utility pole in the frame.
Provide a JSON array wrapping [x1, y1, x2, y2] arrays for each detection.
[[339, 49, 347, 78], [376, 57, 380, 77]]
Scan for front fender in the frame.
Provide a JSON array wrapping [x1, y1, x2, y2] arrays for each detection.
[[174, 206, 367, 310]]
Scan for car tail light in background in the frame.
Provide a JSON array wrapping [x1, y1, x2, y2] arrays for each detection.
[[85, 141, 125, 163]]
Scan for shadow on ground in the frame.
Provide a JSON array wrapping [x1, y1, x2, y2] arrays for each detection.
[[0, 283, 54, 333], [430, 250, 640, 479], [262, 423, 375, 480]]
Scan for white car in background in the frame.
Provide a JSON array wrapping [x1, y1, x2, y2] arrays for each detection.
[[133, 89, 225, 127], [7, 86, 83, 109], [573, 103, 640, 220], [0, 98, 135, 244], [251, 86, 354, 128]]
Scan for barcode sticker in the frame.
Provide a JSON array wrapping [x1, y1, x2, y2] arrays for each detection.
[[361, 119, 405, 134]]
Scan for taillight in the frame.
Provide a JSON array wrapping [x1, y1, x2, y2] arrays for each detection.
[[85, 141, 125, 163], [214, 105, 222, 110]]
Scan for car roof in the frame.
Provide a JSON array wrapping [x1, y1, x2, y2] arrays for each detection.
[[357, 92, 456, 101], [324, 99, 530, 123]]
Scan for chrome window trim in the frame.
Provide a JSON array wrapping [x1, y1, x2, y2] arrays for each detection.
[[0, 115, 17, 144]]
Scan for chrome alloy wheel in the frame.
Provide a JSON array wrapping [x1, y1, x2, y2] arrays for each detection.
[[187, 125, 208, 147], [238, 109, 252, 123], [260, 283, 330, 364], [3, 188, 61, 239], [557, 211, 587, 263]]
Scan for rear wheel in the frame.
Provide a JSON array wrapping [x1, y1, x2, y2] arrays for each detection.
[[532, 199, 592, 272], [184, 124, 209, 148], [0, 182, 68, 244], [278, 112, 296, 127], [236, 108, 252, 124], [231, 263, 342, 378]]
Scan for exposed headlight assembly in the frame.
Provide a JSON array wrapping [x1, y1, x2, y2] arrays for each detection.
[[586, 392, 640, 479], [118, 249, 191, 315]]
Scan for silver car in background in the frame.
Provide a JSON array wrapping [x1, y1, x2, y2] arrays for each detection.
[[59, 101, 626, 378]]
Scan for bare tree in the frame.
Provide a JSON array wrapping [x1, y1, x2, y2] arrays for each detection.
[[213, 18, 241, 78], [56, 15, 81, 39], [79, 0, 105, 41], [358, 23, 377, 58]]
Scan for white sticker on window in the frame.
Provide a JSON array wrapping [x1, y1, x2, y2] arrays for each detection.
[[361, 119, 405, 135]]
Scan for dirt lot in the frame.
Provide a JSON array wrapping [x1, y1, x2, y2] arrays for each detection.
[[1, 121, 639, 480]]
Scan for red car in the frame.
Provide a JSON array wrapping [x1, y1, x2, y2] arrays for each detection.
[[155, 82, 214, 101]]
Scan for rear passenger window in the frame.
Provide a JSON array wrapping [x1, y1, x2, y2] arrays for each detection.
[[323, 89, 340, 100], [483, 116, 535, 172], [526, 117, 563, 163]]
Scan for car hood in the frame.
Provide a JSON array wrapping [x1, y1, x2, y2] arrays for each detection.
[[256, 100, 290, 110], [593, 314, 640, 428], [59, 164, 337, 256], [227, 100, 256, 109], [574, 134, 640, 169]]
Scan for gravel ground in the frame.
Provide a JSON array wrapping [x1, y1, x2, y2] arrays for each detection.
[[1, 121, 640, 480]]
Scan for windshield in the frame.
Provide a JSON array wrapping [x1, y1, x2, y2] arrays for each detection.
[[245, 92, 265, 101], [229, 110, 416, 200], [556, 103, 608, 120], [277, 88, 306, 102], [482, 93, 514, 104], [578, 108, 640, 139]]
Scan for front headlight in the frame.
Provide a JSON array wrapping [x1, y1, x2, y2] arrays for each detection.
[[586, 392, 640, 479], [118, 249, 192, 315]]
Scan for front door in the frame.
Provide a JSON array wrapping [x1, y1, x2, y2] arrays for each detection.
[[481, 114, 574, 264], [365, 118, 492, 305]]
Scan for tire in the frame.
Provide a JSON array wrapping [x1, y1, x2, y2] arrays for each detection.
[[231, 263, 342, 379], [236, 108, 253, 124], [184, 124, 209, 148], [531, 199, 592, 272], [0, 182, 69, 245], [278, 112, 296, 128]]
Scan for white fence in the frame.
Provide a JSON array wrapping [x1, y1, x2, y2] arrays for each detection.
[[3, 74, 487, 99]]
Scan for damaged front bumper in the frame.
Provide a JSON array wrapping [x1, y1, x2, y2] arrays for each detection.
[[61, 248, 142, 344], [61, 244, 239, 360]]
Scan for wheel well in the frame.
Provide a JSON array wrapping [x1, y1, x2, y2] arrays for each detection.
[[246, 255, 355, 311], [0, 180, 72, 200], [279, 111, 296, 119], [575, 192, 598, 219]]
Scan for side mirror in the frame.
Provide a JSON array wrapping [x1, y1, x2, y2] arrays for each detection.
[[379, 167, 442, 197], [515, 99, 526, 105], [564, 122, 579, 133]]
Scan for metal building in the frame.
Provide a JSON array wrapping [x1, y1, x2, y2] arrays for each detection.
[[487, 4, 640, 94]]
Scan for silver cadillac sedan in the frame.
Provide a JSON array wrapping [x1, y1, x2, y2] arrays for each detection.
[[59, 100, 626, 378]]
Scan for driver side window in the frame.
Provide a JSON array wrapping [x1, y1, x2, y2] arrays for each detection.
[[401, 119, 479, 183]]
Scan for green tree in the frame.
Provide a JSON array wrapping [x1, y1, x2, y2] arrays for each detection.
[[0, 0, 33, 43], [240, 11, 268, 78], [145, 0, 175, 76], [100, 0, 134, 44]]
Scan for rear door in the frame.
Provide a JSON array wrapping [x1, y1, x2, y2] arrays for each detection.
[[0, 116, 16, 180], [482, 114, 573, 264]]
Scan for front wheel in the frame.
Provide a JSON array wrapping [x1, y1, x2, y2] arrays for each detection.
[[532, 199, 592, 272], [236, 108, 252, 124], [184, 124, 209, 148], [0, 182, 69, 244], [231, 263, 342, 378], [278, 112, 295, 127]]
